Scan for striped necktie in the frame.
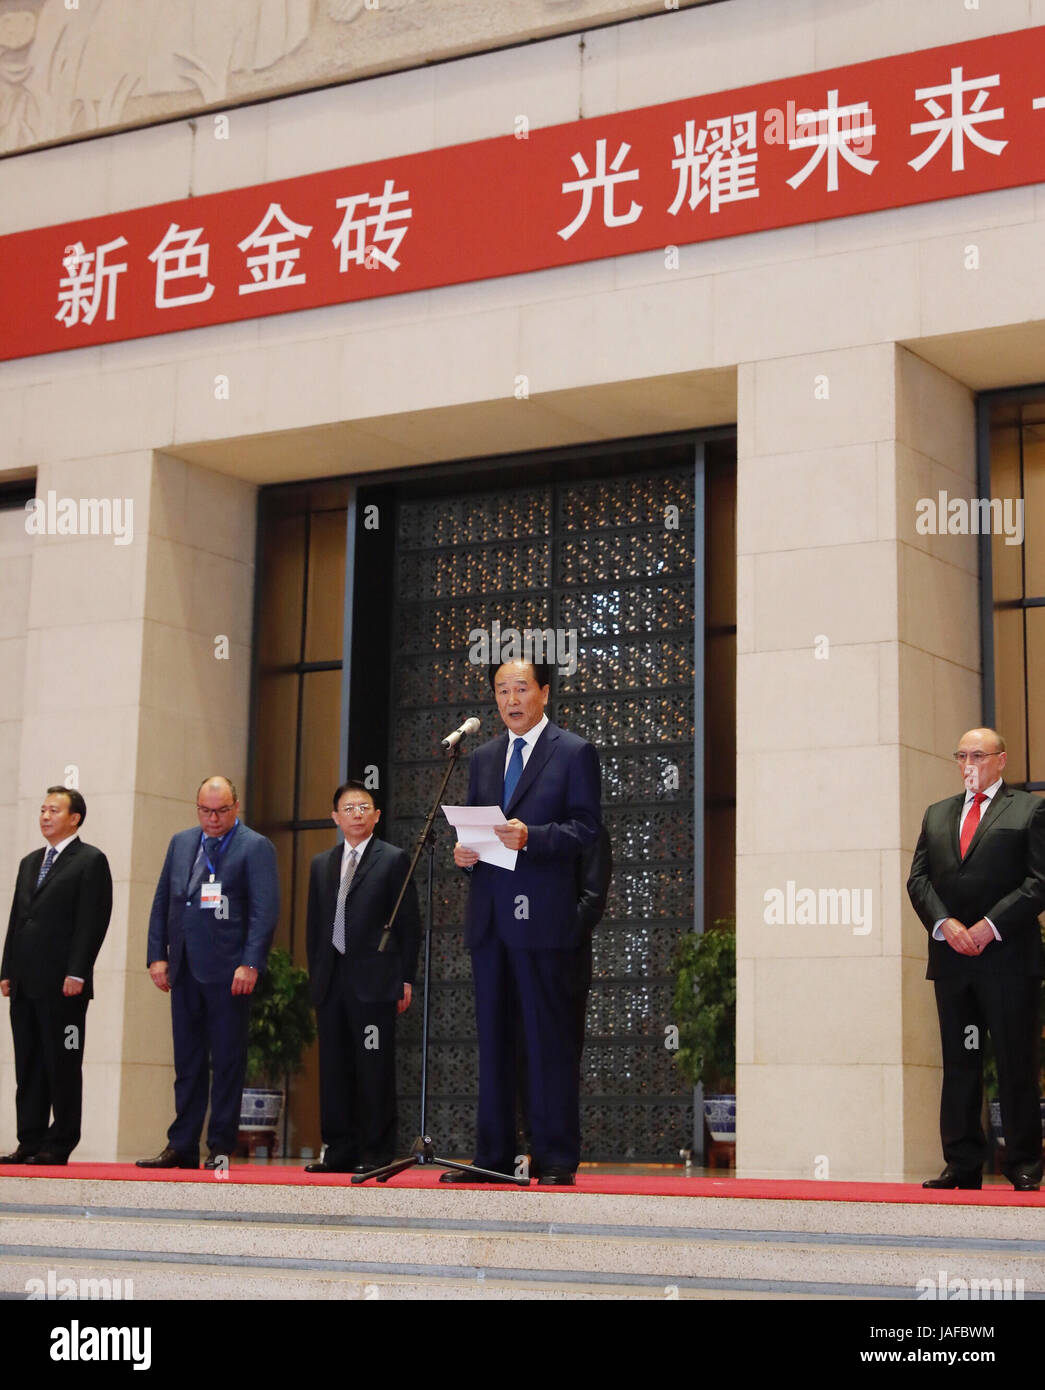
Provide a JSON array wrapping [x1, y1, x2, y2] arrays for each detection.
[[36, 847, 57, 888], [332, 848, 358, 954]]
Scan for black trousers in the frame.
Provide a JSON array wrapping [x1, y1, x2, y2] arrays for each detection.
[[10, 991, 89, 1159], [316, 955, 397, 1168], [934, 973, 1043, 1176]]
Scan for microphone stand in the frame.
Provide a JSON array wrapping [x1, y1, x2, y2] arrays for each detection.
[[353, 738, 528, 1186]]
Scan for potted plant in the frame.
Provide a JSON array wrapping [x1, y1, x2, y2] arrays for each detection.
[[240, 947, 317, 1151], [671, 915, 736, 1144]]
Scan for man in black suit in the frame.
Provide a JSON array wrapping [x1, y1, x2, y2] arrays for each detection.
[[0, 787, 112, 1165], [908, 727, 1045, 1192], [304, 780, 420, 1174]]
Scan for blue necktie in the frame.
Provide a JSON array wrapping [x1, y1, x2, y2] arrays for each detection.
[[189, 837, 222, 898], [36, 847, 56, 888], [503, 737, 526, 810]]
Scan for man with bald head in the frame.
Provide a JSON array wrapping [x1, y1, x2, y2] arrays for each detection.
[[908, 729, 1045, 1192], [138, 777, 279, 1169]]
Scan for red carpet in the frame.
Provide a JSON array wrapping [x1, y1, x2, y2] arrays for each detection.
[[3, 1162, 1043, 1204]]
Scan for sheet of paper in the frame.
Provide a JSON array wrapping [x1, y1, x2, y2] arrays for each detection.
[[442, 804, 517, 871]]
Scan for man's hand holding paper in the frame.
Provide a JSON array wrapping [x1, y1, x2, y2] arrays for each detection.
[[443, 805, 518, 871]]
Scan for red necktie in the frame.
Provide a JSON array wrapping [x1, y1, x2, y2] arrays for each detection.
[[960, 793, 986, 858]]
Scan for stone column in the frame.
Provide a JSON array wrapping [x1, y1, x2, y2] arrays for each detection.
[[735, 343, 978, 1180], [7, 450, 255, 1160]]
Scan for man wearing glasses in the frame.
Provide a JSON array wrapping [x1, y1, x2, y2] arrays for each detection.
[[304, 781, 419, 1173], [137, 776, 279, 1170], [908, 729, 1045, 1192]]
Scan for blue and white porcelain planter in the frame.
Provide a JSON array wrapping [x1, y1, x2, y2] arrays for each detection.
[[240, 1086, 283, 1133], [988, 1099, 1004, 1145], [986, 1099, 1045, 1147], [703, 1093, 736, 1143]]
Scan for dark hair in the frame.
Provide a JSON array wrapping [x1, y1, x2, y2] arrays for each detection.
[[46, 785, 86, 827], [196, 775, 238, 803], [487, 659, 553, 693], [332, 779, 379, 811]]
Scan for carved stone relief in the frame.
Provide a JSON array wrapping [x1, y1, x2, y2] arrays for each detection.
[[0, 0, 705, 154]]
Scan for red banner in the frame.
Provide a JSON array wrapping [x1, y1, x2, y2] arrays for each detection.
[[4, 24, 1045, 362]]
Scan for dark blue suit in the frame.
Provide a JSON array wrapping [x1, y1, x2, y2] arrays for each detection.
[[147, 821, 279, 1155], [464, 721, 600, 1173]]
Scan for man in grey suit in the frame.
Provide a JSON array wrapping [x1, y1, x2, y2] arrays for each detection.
[[138, 776, 279, 1170]]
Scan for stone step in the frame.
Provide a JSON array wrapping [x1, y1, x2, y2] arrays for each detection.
[[0, 1253, 863, 1301], [1, 1177, 1041, 1301], [3, 1175, 1043, 1240], [1, 1216, 1042, 1296]]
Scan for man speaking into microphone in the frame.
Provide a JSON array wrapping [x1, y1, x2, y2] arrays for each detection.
[[443, 657, 601, 1186]]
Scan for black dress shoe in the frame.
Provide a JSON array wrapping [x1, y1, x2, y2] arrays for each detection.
[[0, 1149, 36, 1164], [136, 1146, 199, 1169], [304, 1160, 354, 1174], [24, 1152, 66, 1166], [203, 1151, 233, 1170], [922, 1165, 982, 1190], [439, 1167, 513, 1184], [537, 1167, 576, 1186], [1011, 1173, 1041, 1192]]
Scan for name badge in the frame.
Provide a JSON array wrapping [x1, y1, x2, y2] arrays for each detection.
[[200, 880, 223, 910]]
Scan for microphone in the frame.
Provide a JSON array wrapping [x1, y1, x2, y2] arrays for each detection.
[[441, 716, 480, 749]]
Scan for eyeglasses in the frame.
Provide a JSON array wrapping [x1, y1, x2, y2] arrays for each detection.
[[337, 804, 374, 815], [197, 804, 235, 816], [952, 751, 1000, 763]]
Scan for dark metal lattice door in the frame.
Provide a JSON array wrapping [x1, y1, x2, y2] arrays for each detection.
[[388, 461, 696, 1161]]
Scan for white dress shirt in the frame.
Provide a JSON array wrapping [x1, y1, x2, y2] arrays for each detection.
[[502, 713, 548, 774], [503, 715, 548, 854], [43, 833, 82, 979], [932, 778, 1003, 941], [342, 834, 372, 874]]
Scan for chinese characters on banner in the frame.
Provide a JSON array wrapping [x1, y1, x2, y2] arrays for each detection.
[[4, 25, 1045, 361]]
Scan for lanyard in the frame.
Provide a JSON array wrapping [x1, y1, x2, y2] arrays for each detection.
[[200, 822, 238, 880]]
